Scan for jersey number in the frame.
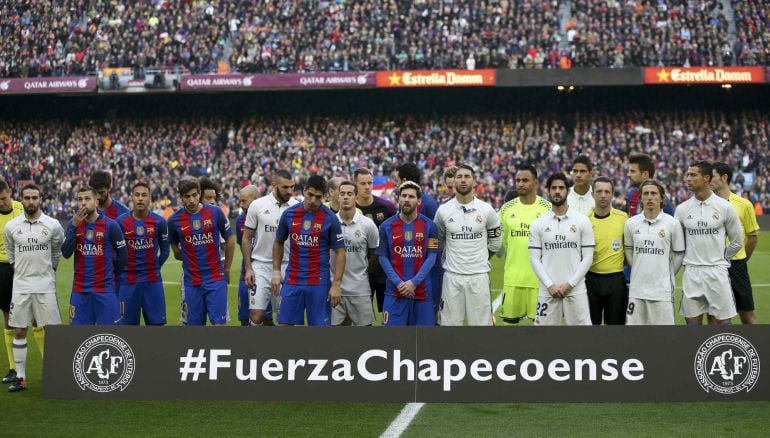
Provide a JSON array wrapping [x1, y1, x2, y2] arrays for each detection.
[[536, 302, 548, 317], [626, 302, 635, 316]]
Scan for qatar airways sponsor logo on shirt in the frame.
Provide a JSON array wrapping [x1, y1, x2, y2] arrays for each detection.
[[185, 232, 215, 246], [393, 245, 423, 258], [127, 237, 156, 250], [291, 233, 319, 247], [77, 243, 105, 256]]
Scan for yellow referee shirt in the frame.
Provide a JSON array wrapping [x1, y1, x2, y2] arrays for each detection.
[[587, 208, 627, 274], [729, 192, 760, 261], [0, 200, 24, 263]]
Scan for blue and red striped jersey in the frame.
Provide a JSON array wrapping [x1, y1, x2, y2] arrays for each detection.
[[375, 214, 440, 301], [275, 203, 344, 286], [168, 204, 232, 287], [116, 212, 170, 284], [62, 213, 127, 293], [100, 199, 131, 220]]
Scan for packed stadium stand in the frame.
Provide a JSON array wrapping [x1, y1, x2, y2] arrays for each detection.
[[1, 0, 768, 77]]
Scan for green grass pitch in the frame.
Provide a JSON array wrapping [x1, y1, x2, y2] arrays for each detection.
[[1, 234, 769, 437]]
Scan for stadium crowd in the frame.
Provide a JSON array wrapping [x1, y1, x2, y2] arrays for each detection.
[[3, 0, 770, 77], [1, 110, 768, 219]]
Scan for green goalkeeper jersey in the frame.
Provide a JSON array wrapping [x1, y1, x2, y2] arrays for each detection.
[[498, 196, 552, 288]]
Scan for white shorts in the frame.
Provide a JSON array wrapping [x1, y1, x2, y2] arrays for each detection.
[[625, 298, 675, 325], [439, 271, 492, 326], [681, 265, 736, 321], [534, 294, 591, 326], [9, 293, 62, 328], [332, 295, 376, 326], [249, 262, 284, 312]]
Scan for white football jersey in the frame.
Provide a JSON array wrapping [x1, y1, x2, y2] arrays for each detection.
[[435, 197, 501, 275], [331, 212, 379, 297], [624, 212, 685, 301], [4, 214, 65, 294], [244, 192, 298, 263], [674, 193, 743, 267]]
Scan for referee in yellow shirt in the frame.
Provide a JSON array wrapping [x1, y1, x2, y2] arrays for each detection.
[[712, 162, 760, 324], [586, 176, 628, 325], [0, 180, 24, 384]]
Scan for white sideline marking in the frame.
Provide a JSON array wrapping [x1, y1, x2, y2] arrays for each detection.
[[492, 292, 503, 313], [380, 403, 425, 438]]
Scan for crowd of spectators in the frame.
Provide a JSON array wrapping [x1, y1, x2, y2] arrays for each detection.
[[11, 0, 770, 77], [568, 0, 732, 68], [2, 111, 768, 219]]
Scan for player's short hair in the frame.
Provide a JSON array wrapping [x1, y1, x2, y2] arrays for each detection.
[[639, 179, 666, 201], [397, 162, 421, 183], [690, 160, 713, 181], [572, 154, 593, 171], [327, 177, 345, 193], [592, 175, 614, 190], [20, 183, 41, 197], [517, 164, 538, 179], [132, 182, 151, 193], [443, 166, 458, 180], [713, 162, 733, 184], [398, 180, 421, 198], [338, 180, 357, 194], [353, 167, 372, 181], [629, 153, 655, 178], [0, 179, 9, 193], [88, 170, 113, 190], [271, 169, 293, 184], [304, 175, 327, 193], [456, 163, 476, 176], [198, 176, 221, 199], [77, 186, 98, 196], [177, 177, 200, 195], [546, 172, 570, 190]]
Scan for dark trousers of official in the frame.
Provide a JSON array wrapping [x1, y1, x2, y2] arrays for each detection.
[[370, 279, 386, 313], [586, 271, 628, 325]]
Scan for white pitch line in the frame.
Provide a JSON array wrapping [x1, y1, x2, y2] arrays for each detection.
[[380, 403, 426, 438]]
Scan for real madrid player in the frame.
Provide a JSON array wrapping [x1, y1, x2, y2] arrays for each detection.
[[529, 172, 594, 326], [567, 155, 595, 215], [331, 180, 379, 325], [3, 184, 65, 392], [435, 164, 502, 326], [585, 176, 628, 325], [624, 179, 684, 325], [0, 179, 24, 384], [234, 184, 262, 325], [675, 161, 743, 325], [242, 170, 298, 326], [497, 165, 551, 323], [711, 162, 761, 324]]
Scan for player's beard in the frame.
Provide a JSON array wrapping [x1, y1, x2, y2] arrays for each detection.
[[23, 204, 39, 216], [549, 196, 565, 207], [455, 185, 472, 196]]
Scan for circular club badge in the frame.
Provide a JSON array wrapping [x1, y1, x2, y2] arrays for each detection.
[[73, 334, 136, 392], [694, 333, 760, 395]]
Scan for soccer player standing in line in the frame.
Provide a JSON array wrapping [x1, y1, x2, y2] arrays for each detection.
[[0, 180, 23, 384], [626, 154, 674, 216], [62, 187, 127, 325], [567, 155, 595, 215], [435, 164, 501, 326], [272, 175, 345, 326], [586, 176, 628, 325], [711, 162, 760, 324], [3, 184, 65, 392], [529, 173, 594, 326], [168, 178, 235, 326], [624, 179, 684, 325], [116, 182, 170, 325], [242, 170, 298, 326], [377, 181, 439, 326], [675, 161, 743, 325], [497, 165, 551, 324], [89, 170, 130, 220], [235, 184, 261, 325], [354, 168, 396, 314], [332, 181, 379, 326], [440, 166, 457, 205]]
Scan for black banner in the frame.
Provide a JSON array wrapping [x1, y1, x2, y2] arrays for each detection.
[[496, 68, 644, 87], [43, 326, 767, 402]]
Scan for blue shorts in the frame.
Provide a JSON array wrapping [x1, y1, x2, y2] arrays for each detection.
[[383, 294, 435, 326], [430, 264, 442, 312], [183, 280, 228, 326], [119, 280, 166, 325], [70, 292, 121, 325], [238, 281, 273, 321], [277, 284, 330, 326]]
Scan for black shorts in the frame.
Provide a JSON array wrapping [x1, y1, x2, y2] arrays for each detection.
[[586, 271, 628, 325], [729, 259, 754, 312], [0, 262, 12, 312]]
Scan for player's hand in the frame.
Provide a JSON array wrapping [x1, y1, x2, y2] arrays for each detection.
[[271, 276, 282, 297], [547, 284, 562, 298], [328, 283, 342, 307], [398, 281, 416, 298], [244, 269, 256, 288], [559, 283, 573, 296], [72, 207, 89, 227]]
